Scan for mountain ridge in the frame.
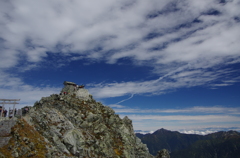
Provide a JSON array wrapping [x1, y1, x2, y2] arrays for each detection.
[[136, 128, 240, 158]]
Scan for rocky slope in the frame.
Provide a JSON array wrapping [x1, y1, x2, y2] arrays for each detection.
[[0, 86, 154, 158]]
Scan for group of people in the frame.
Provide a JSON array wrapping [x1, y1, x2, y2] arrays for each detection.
[[0, 109, 8, 117], [22, 107, 29, 115], [74, 84, 85, 91], [0, 107, 19, 118], [60, 92, 68, 95], [0, 106, 30, 119]]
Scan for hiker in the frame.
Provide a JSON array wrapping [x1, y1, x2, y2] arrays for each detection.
[[22, 108, 25, 115], [9, 110, 13, 118], [25, 107, 29, 113], [3, 110, 7, 117], [14, 109, 17, 115], [74, 85, 77, 91], [79, 84, 85, 88]]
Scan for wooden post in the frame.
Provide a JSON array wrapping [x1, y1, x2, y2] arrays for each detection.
[[13, 102, 16, 117], [0, 103, 3, 118], [2, 104, 4, 117]]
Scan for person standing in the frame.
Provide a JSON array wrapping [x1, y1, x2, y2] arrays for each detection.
[[4, 110, 7, 117], [9, 110, 13, 118]]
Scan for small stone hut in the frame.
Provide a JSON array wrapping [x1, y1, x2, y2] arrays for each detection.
[[61, 81, 91, 101]]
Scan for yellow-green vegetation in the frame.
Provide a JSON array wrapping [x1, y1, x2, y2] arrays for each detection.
[[0, 119, 49, 158], [113, 136, 124, 156], [114, 148, 122, 156]]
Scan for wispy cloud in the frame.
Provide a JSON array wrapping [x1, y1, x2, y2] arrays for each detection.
[[88, 67, 239, 98], [180, 130, 218, 135], [136, 127, 240, 135], [179, 126, 240, 135], [111, 106, 240, 115], [0, 71, 60, 106], [115, 106, 240, 131], [127, 113, 240, 131], [108, 104, 126, 108], [0, 0, 240, 102], [126, 114, 240, 122]]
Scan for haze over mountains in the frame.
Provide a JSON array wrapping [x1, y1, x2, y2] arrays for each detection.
[[135, 126, 240, 135], [136, 128, 240, 158]]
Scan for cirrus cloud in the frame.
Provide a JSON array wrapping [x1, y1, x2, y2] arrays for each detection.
[[0, 0, 240, 102]]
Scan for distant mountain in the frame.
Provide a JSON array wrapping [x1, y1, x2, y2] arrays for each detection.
[[171, 130, 240, 158], [136, 128, 240, 158], [136, 128, 204, 155]]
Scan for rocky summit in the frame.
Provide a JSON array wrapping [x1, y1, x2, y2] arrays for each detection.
[[0, 81, 155, 158]]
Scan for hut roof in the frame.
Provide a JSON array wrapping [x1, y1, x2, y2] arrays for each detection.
[[63, 81, 77, 86]]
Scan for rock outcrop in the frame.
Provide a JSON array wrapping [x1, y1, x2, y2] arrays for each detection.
[[156, 149, 170, 158], [0, 119, 16, 148], [0, 83, 154, 158]]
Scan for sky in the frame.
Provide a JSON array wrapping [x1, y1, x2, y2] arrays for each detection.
[[0, 0, 240, 135]]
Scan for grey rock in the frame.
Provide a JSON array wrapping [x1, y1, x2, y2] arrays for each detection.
[[156, 149, 170, 158]]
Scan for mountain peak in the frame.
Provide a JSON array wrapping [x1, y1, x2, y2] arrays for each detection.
[[154, 128, 176, 134], [0, 82, 155, 158]]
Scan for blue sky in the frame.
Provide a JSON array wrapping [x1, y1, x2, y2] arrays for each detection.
[[0, 0, 240, 134]]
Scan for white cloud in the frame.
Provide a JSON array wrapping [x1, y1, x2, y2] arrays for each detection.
[[26, 47, 47, 62], [136, 126, 240, 135], [1, 0, 239, 63], [0, 71, 60, 107], [179, 126, 240, 135], [129, 114, 240, 131], [211, 83, 232, 87], [0, 50, 19, 68], [88, 66, 237, 98], [0, 87, 60, 107], [125, 114, 240, 122], [180, 130, 218, 135], [111, 106, 240, 115], [0, 0, 240, 100], [108, 104, 126, 108], [116, 105, 240, 131], [1, 0, 240, 135]]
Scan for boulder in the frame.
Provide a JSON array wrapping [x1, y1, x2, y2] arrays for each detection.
[[156, 149, 170, 158]]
